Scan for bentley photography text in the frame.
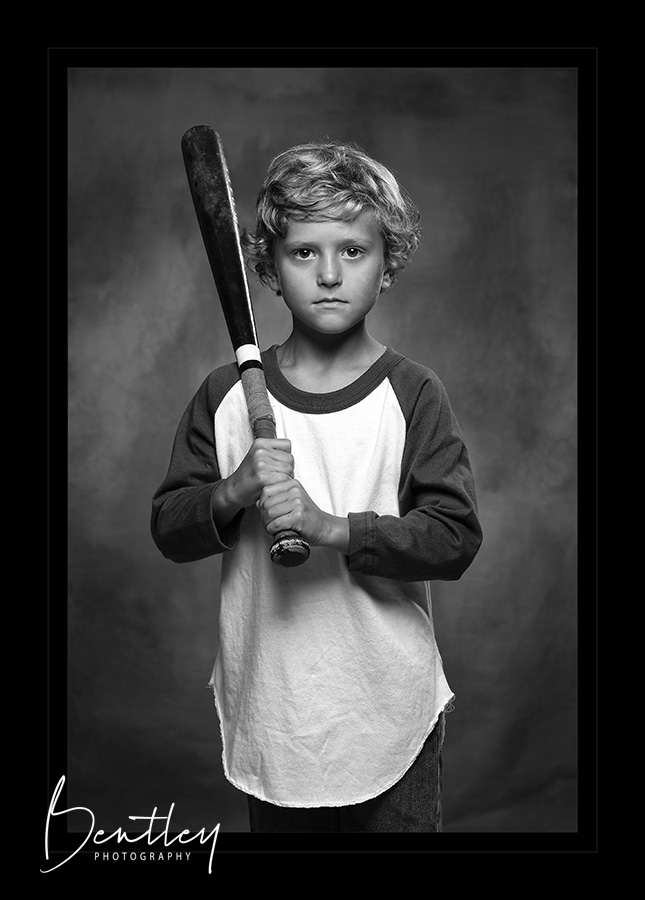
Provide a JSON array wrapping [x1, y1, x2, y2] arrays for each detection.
[[42, 776, 221, 873]]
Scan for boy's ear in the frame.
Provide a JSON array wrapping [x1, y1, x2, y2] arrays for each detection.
[[265, 267, 281, 295], [380, 270, 394, 293]]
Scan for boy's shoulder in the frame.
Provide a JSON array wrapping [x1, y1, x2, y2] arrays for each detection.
[[388, 350, 448, 399], [204, 358, 240, 384], [385, 351, 456, 433], [193, 359, 241, 411]]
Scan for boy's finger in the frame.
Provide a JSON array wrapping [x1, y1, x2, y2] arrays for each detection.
[[259, 479, 298, 501], [262, 472, 291, 487], [262, 499, 293, 523], [253, 437, 291, 453], [265, 514, 296, 535], [267, 451, 295, 468]]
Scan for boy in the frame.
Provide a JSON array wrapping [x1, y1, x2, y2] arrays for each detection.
[[151, 141, 482, 833]]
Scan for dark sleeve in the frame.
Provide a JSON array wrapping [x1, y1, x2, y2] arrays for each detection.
[[347, 365, 482, 582], [150, 366, 244, 563]]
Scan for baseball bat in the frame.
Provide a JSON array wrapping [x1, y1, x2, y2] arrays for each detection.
[[181, 125, 310, 567]]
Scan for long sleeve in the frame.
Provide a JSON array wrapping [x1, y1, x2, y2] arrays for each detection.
[[151, 364, 244, 563], [347, 366, 482, 582]]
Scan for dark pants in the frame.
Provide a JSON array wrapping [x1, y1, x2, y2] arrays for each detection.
[[247, 712, 445, 833]]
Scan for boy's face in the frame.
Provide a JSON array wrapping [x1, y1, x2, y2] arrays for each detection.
[[267, 212, 392, 336]]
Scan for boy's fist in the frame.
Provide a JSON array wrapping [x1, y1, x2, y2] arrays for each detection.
[[226, 438, 294, 509], [258, 478, 330, 546]]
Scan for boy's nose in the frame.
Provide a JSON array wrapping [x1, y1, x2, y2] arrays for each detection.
[[316, 255, 342, 287]]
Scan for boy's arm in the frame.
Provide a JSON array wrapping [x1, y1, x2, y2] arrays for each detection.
[[152, 370, 294, 563], [258, 369, 481, 581], [151, 373, 242, 563], [347, 373, 482, 582]]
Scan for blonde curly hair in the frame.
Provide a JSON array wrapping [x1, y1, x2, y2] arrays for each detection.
[[242, 141, 421, 288]]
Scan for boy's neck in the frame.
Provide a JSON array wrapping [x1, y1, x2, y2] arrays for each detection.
[[276, 321, 386, 392]]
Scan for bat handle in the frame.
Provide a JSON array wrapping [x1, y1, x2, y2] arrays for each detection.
[[252, 415, 311, 568]]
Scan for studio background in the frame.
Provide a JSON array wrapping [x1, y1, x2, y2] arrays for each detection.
[[64, 65, 578, 835]]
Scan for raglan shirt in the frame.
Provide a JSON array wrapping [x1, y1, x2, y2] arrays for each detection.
[[151, 346, 482, 808]]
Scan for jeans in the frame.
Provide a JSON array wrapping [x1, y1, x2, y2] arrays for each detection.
[[247, 711, 445, 833]]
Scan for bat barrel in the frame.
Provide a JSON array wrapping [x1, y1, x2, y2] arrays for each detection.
[[182, 126, 259, 350]]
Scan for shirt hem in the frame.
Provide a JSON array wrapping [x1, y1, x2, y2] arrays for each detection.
[[209, 680, 455, 809]]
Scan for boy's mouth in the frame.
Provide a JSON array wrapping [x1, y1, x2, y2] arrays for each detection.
[[314, 298, 347, 305]]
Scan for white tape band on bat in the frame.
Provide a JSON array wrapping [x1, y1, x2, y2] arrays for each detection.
[[235, 344, 262, 367]]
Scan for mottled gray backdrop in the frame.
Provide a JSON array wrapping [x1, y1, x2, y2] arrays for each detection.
[[65, 65, 579, 836]]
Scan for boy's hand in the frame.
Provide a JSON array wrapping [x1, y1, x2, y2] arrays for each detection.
[[221, 439, 294, 511], [258, 478, 350, 553]]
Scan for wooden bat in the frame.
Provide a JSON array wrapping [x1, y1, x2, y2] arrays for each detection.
[[181, 125, 310, 567]]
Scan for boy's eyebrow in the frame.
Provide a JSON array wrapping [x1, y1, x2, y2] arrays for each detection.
[[282, 233, 377, 249]]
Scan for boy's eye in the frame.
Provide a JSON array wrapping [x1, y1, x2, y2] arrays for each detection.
[[290, 246, 364, 260]]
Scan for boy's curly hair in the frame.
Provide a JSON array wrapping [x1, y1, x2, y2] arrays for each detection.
[[242, 141, 421, 288]]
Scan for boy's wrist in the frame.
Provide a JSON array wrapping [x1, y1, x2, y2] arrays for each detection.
[[320, 513, 350, 555], [212, 477, 244, 527]]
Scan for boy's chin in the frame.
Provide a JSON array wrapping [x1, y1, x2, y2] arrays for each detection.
[[289, 307, 375, 337], [294, 319, 366, 338]]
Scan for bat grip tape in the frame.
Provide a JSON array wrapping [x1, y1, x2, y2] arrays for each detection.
[[240, 365, 276, 439]]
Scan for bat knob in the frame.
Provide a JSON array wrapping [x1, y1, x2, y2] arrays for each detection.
[[270, 531, 311, 567]]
